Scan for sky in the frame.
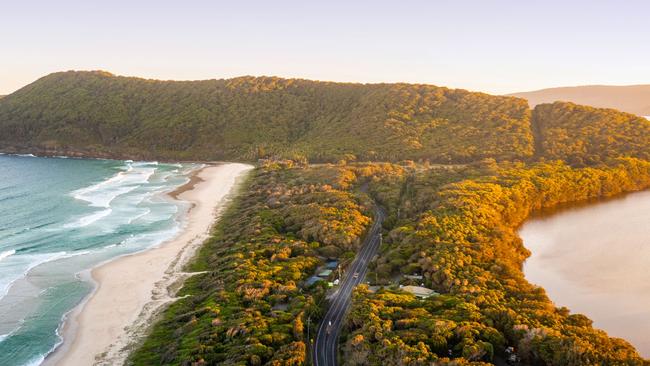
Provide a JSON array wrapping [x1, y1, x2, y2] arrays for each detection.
[[2, 0, 650, 95]]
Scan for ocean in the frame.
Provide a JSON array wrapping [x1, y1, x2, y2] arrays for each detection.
[[0, 154, 196, 366]]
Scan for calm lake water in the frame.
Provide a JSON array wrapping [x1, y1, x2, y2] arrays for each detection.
[[521, 190, 650, 357]]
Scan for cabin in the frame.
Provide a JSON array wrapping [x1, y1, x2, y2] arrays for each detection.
[[404, 274, 424, 280], [401, 285, 438, 299], [317, 269, 333, 277], [305, 276, 324, 286], [325, 260, 339, 270]]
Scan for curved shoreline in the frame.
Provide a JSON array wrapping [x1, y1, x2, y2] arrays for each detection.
[[43, 162, 253, 366], [520, 189, 650, 358]]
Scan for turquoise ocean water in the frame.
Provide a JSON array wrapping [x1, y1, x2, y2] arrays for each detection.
[[0, 154, 195, 366]]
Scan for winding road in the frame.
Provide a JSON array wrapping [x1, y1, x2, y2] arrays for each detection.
[[312, 206, 386, 366]]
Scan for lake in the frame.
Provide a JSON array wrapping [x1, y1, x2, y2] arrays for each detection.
[[520, 190, 650, 357]]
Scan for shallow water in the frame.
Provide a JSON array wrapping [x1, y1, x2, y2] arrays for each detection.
[[521, 190, 650, 357], [0, 154, 195, 366]]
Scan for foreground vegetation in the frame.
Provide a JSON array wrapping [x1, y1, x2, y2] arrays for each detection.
[[130, 159, 650, 365], [344, 158, 650, 365], [130, 162, 400, 365]]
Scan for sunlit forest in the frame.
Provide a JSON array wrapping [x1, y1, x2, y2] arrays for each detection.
[[129, 160, 650, 365], [345, 158, 650, 365], [131, 161, 380, 365], [3, 71, 650, 365], [533, 102, 650, 165]]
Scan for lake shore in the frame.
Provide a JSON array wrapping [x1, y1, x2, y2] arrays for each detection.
[[43, 162, 253, 366], [521, 189, 650, 358]]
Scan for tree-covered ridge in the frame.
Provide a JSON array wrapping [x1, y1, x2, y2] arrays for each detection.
[[343, 158, 650, 365], [7, 71, 650, 166], [130, 162, 396, 365], [0, 71, 533, 163], [533, 102, 650, 165]]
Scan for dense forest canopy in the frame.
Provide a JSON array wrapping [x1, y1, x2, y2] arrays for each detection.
[[3, 71, 650, 166], [131, 160, 650, 365], [532, 102, 650, 165], [345, 158, 650, 365], [5, 71, 650, 364], [1, 71, 535, 163]]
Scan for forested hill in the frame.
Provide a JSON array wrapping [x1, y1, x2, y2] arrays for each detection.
[[0, 71, 533, 162], [3, 71, 650, 165], [532, 102, 650, 165]]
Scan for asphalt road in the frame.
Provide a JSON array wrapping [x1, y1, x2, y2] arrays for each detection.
[[312, 206, 386, 366]]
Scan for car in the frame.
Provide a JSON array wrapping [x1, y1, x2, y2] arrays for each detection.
[[353, 272, 359, 278]]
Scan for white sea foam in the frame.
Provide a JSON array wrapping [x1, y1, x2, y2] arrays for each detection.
[[61, 251, 92, 259], [70, 163, 156, 208], [0, 252, 68, 302], [63, 209, 112, 229], [133, 161, 158, 166], [0, 158, 193, 365], [127, 208, 151, 224], [23, 355, 44, 366], [0, 324, 20, 344], [134, 191, 154, 205], [0, 250, 16, 263], [121, 226, 180, 250], [0, 250, 95, 305]]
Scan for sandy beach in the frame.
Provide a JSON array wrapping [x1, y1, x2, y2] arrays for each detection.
[[44, 162, 253, 366]]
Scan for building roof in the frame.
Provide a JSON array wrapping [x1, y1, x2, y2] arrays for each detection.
[[401, 285, 438, 298], [305, 276, 324, 286], [325, 261, 339, 269], [404, 274, 424, 280], [317, 269, 333, 277]]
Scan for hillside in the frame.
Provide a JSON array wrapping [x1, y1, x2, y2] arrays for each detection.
[[5, 71, 650, 167], [532, 102, 650, 165], [511, 85, 650, 116], [0, 71, 534, 163]]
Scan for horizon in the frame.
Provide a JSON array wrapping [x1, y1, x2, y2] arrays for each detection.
[[3, 0, 650, 95]]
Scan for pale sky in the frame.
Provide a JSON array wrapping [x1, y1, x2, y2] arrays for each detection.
[[2, 0, 649, 95]]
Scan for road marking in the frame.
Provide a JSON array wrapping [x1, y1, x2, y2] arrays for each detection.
[[313, 209, 385, 366]]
